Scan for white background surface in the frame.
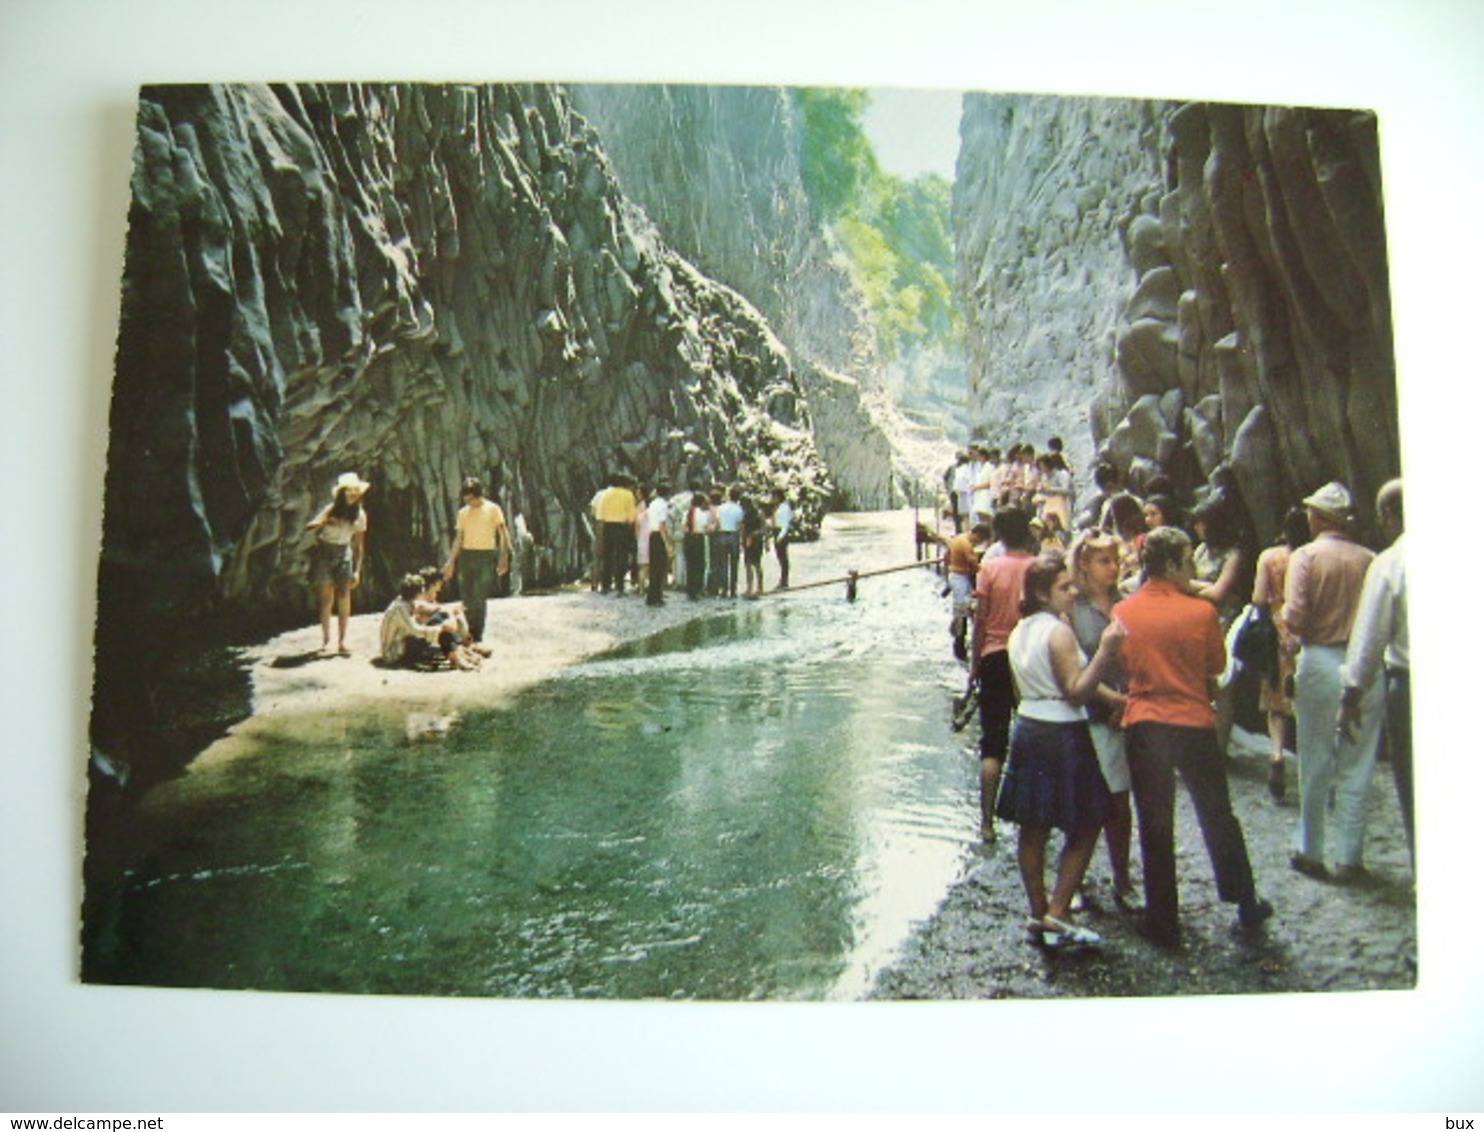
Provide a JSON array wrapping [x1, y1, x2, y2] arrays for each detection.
[[2, 0, 1481, 1112]]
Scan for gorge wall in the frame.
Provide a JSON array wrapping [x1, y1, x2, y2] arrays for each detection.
[[954, 94, 1398, 542], [572, 83, 951, 507], [95, 82, 835, 768], [571, 84, 875, 377]]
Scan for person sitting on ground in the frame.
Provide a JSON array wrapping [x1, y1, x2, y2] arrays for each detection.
[[417, 568, 491, 658], [381, 574, 479, 671], [998, 552, 1126, 949]]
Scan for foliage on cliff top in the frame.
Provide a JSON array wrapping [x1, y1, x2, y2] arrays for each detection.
[[793, 88, 960, 361]]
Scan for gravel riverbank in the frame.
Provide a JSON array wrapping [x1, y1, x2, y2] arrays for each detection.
[[871, 726, 1417, 1000]]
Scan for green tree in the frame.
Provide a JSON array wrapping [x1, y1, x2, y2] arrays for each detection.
[[793, 88, 878, 224], [793, 89, 960, 360]]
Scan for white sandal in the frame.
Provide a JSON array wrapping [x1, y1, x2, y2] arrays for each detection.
[[1042, 915, 1102, 947]]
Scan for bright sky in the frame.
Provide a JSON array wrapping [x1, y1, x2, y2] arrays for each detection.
[[862, 87, 964, 181]]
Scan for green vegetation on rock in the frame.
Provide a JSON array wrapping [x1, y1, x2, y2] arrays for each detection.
[[794, 88, 960, 361]]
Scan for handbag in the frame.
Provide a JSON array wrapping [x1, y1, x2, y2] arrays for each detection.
[[1228, 603, 1279, 684]]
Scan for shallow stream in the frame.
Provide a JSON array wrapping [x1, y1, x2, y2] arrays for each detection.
[[90, 513, 981, 1000]]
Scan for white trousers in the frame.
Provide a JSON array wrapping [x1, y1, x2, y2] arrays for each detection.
[[1294, 643, 1383, 867]]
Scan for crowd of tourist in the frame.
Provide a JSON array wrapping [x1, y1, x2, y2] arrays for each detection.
[[306, 447, 1410, 960], [586, 473, 794, 605], [303, 468, 799, 671], [943, 441, 1410, 953]]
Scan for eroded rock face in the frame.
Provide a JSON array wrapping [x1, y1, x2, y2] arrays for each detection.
[[954, 94, 1398, 542], [572, 84, 876, 377], [572, 83, 952, 507], [954, 95, 1170, 479], [95, 82, 832, 764]]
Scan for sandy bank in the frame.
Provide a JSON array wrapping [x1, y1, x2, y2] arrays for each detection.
[[236, 508, 932, 735]]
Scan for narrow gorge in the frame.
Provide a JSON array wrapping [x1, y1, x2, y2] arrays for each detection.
[[954, 94, 1396, 545], [92, 82, 1399, 788]]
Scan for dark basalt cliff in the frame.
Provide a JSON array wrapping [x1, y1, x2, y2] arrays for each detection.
[[571, 84, 875, 377], [955, 94, 1397, 541], [95, 82, 832, 768], [571, 83, 949, 507]]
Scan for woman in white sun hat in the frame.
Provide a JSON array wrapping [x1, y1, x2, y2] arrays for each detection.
[[306, 472, 370, 654]]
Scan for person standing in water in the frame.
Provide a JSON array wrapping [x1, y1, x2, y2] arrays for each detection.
[[306, 471, 370, 655]]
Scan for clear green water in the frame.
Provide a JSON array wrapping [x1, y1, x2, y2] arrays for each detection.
[[93, 558, 979, 1000]]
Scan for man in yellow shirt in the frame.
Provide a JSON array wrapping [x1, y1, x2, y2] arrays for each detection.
[[595, 472, 639, 595], [441, 476, 510, 643]]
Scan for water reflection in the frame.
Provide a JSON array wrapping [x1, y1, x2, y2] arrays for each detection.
[[92, 564, 979, 999]]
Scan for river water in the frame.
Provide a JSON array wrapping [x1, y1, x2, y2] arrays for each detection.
[[89, 512, 982, 1000]]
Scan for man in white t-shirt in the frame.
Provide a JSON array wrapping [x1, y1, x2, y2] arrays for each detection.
[[716, 485, 745, 599], [646, 485, 673, 607], [771, 489, 794, 589]]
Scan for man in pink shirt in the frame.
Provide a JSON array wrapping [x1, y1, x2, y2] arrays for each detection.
[[970, 507, 1037, 841], [1283, 481, 1382, 882]]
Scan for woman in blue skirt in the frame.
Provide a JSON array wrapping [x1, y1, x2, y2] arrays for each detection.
[[999, 552, 1125, 948]]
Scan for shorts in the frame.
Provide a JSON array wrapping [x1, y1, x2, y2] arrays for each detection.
[[948, 572, 974, 615], [308, 540, 353, 586]]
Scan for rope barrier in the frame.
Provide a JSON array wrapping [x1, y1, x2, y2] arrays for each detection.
[[757, 555, 946, 597]]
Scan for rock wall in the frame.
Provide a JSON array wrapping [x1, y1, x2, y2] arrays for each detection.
[[95, 82, 832, 764], [571, 84, 876, 380], [954, 94, 1169, 479], [954, 94, 1398, 542], [572, 83, 945, 508]]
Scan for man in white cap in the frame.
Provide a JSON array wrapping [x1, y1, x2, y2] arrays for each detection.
[[1283, 481, 1384, 882]]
